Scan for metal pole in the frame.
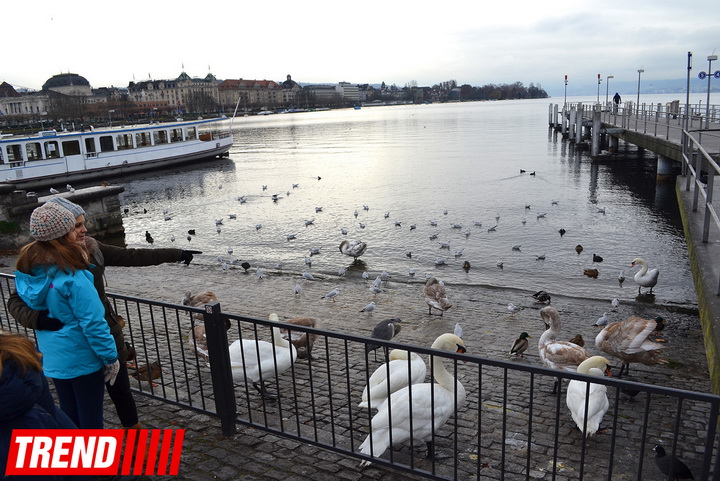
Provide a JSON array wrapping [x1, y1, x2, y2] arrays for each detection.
[[203, 301, 237, 436], [597, 74, 601, 104], [686, 52, 692, 133], [705, 55, 717, 129], [636, 69, 644, 116], [564, 75, 568, 109], [605, 76, 613, 105]]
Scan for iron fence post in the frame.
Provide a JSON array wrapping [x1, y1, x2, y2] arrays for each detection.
[[204, 301, 237, 436]]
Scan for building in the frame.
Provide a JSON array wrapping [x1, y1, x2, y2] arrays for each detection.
[[217, 78, 283, 112], [337, 82, 360, 102], [128, 71, 220, 115]]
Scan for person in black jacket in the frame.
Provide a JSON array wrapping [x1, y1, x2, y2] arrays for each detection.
[[1, 332, 78, 480], [7, 196, 201, 430]]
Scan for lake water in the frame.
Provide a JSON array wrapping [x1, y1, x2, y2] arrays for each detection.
[[116, 96, 701, 309]]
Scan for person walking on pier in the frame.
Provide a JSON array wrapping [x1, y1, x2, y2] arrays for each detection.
[[8, 196, 201, 431], [613, 92, 621, 113]]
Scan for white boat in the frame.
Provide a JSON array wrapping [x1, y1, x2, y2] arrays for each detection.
[[0, 118, 233, 189]]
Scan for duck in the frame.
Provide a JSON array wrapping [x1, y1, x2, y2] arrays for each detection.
[[595, 315, 667, 377], [422, 277, 452, 316], [510, 332, 531, 357], [339, 240, 367, 260], [145, 231, 154, 244], [568, 334, 585, 347], [583, 268, 599, 279], [358, 350, 427, 410], [532, 290, 551, 304], [358, 333, 466, 466], [538, 306, 590, 393], [575, 245, 584, 254], [279, 317, 320, 360], [131, 361, 162, 386], [592, 253, 604, 263], [652, 445, 694, 480], [631, 258, 659, 294], [228, 313, 297, 400], [566, 356, 611, 437], [366, 318, 403, 362]]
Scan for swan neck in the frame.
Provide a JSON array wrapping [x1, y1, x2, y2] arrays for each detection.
[[430, 355, 456, 391]]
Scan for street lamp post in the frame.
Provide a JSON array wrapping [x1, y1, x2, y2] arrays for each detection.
[[596, 74, 602, 104], [699, 54, 718, 129], [605, 75, 614, 105], [636, 69, 644, 116], [108, 110, 115, 128], [564, 75, 568, 109]]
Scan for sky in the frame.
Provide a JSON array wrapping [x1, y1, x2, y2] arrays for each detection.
[[3, 0, 718, 97]]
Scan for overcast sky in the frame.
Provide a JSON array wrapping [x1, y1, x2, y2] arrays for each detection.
[[4, 0, 718, 97]]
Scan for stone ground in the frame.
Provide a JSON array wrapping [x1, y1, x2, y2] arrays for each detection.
[[0, 254, 716, 480]]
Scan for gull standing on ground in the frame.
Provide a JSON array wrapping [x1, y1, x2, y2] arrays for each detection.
[[322, 287, 341, 302], [508, 303, 523, 317], [360, 301, 376, 314]]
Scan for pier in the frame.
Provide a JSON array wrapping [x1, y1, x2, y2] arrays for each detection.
[[549, 101, 720, 394]]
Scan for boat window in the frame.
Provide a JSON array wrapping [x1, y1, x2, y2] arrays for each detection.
[[26, 142, 42, 161], [62, 140, 81, 156], [116, 133, 133, 150], [0, 148, 3, 164], [170, 128, 183, 142], [186, 127, 197, 140], [136, 132, 151, 147], [99, 136, 114, 152], [85, 138, 97, 153], [153, 130, 168, 145], [44, 141, 60, 159], [6, 144, 23, 162]]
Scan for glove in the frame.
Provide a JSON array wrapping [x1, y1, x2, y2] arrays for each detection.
[[36, 310, 63, 331], [103, 360, 120, 386], [181, 250, 202, 266]]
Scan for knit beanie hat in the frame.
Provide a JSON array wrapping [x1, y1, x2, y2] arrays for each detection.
[[47, 196, 85, 219], [29, 203, 76, 241]]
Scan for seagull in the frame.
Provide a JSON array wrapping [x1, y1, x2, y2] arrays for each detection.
[[487, 225, 497, 232], [536, 212, 547, 219], [216, 226, 221, 234], [508, 303, 523, 317], [408, 269, 416, 277], [380, 271, 391, 281], [429, 220, 438, 227], [521, 218, 527, 225], [618, 271, 626, 287], [512, 245, 521, 251], [551, 200, 559, 205], [228, 214, 237, 219], [360, 302, 376, 314], [429, 233, 438, 240], [49, 187, 59, 194], [524, 203, 531, 209], [536, 254, 546, 260], [368, 286, 384, 296], [256, 268, 265, 279], [315, 206, 323, 213], [394, 221, 402, 227], [302, 271, 315, 281], [435, 258, 447, 266], [309, 247, 321, 256], [363, 205, 369, 211], [495, 213, 501, 221], [256, 224, 262, 231], [409, 224, 416, 230], [473, 221, 482, 227], [463, 229, 471, 237], [337, 267, 347, 277], [362, 271, 370, 281], [384, 212, 390, 219], [439, 242, 450, 250], [611, 298, 620, 310], [305, 218, 315, 226], [354, 210, 359, 218], [594, 312, 609, 327], [454, 248, 464, 258], [341, 227, 348, 235], [321, 287, 341, 302], [214, 219, 223, 226], [304, 257, 312, 267], [294, 283, 302, 295], [286, 234, 297, 240], [227, 247, 233, 255], [597, 207, 606, 214], [66, 184, 75, 193], [372, 276, 383, 288]]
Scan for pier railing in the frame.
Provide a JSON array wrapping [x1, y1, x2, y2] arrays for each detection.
[[681, 130, 720, 295], [1, 273, 719, 480]]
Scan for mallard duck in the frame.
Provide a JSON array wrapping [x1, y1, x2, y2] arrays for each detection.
[[631, 258, 659, 294], [583, 268, 599, 279], [366, 318, 403, 361], [131, 361, 162, 386], [532, 290, 551, 304], [566, 356, 611, 437], [575, 245, 583, 254], [510, 332, 531, 357], [422, 277, 452, 316], [595, 315, 667, 377], [280, 317, 320, 360], [358, 333, 466, 466], [339, 240, 367, 260], [358, 350, 427, 410], [538, 306, 590, 393], [229, 313, 297, 400], [568, 334, 585, 347]]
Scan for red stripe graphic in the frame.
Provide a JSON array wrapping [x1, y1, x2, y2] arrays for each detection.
[[5, 429, 185, 476]]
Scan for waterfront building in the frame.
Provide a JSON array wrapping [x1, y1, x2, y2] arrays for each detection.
[[128, 71, 220, 115]]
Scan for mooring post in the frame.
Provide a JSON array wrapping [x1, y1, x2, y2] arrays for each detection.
[[569, 106, 576, 141], [591, 109, 601, 157], [553, 104, 559, 129], [204, 301, 237, 436], [575, 104, 584, 145], [561, 105, 567, 137], [548, 103, 553, 127]]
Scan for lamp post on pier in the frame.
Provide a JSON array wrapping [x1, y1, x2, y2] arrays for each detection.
[[596, 74, 602, 104], [564, 75, 568, 109], [698, 54, 719, 129], [605, 75, 614, 105], [636, 69, 644, 116]]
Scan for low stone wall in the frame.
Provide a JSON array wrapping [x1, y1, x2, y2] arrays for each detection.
[[0, 183, 126, 251]]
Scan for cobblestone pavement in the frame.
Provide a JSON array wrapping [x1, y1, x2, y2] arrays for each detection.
[[1, 256, 715, 480]]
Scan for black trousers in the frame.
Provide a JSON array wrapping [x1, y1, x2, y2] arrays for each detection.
[[106, 361, 139, 427]]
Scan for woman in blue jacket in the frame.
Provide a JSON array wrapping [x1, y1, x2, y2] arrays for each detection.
[[13, 202, 119, 429]]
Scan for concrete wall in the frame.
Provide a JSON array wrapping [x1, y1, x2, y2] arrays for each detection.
[[0, 184, 126, 250]]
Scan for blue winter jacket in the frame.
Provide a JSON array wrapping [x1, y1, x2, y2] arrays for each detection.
[[13, 265, 117, 379]]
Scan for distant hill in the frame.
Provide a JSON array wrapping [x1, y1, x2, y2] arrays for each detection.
[[547, 78, 718, 98]]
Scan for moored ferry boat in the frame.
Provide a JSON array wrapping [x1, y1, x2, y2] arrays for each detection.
[[0, 118, 233, 189]]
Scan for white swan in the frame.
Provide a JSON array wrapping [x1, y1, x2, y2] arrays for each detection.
[[358, 350, 427, 410], [339, 240, 367, 259], [631, 258, 659, 294], [423, 277, 452, 316], [358, 333, 466, 466], [566, 356, 611, 437], [538, 306, 590, 393], [229, 313, 297, 399]]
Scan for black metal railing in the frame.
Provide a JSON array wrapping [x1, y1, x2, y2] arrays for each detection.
[[1, 272, 719, 480]]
